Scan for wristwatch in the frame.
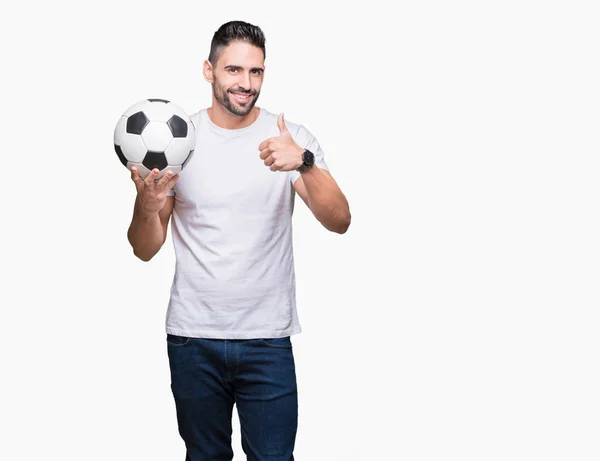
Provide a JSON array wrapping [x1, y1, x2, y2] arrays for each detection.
[[297, 149, 315, 173]]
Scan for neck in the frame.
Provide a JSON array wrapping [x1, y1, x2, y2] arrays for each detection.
[[207, 102, 260, 130]]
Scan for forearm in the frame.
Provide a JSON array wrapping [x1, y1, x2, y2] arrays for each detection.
[[300, 167, 351, 233], [127, 199, 164, 261]]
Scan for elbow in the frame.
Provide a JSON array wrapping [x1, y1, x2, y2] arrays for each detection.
[[133, 249, 154, 262], [129, 238, 152, 262], [330, 213, 351, 234], [128, 232, 164, 262], [132, 246, 159, 262], [338, 218, 351, 234]]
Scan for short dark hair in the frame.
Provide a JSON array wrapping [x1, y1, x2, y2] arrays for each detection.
[[208, 21, 266, 66]]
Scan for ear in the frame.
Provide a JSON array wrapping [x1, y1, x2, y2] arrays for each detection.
[[203, 59, 214, 83]]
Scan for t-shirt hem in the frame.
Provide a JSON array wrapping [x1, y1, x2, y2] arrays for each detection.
[[165, 325, 302, 340]]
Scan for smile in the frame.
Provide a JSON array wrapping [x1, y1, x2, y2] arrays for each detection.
[[230, 91, 253, 102]]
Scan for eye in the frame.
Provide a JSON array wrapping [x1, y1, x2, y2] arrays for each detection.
[[228, 68, 239, 74], [251, 69, 263, 76]]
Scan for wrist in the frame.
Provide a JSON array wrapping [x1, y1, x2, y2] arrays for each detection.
[[295, 146, 304, 169], [135, 197, 159, 218], [296, 148, 315, 173]]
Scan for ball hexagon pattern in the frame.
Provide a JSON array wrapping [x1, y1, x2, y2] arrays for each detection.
[[114, 99, 196, 180]]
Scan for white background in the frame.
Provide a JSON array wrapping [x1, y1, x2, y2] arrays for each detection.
[[2, 0, 599, 459]]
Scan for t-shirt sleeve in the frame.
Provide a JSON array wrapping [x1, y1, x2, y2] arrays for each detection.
[[289, 124, 330, 184]]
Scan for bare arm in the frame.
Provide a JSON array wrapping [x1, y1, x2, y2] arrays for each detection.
[[293, 167, 351, 234], [128, 196, 174, 261], [257, 114, 350, 234], [127, 167, 179, 262]]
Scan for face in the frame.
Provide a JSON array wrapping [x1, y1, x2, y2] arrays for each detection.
[[206, 41, 265, 116]]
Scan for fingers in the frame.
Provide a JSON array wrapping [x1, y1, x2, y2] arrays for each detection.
[[131, 166, 179, 195], [259, 147, 273, 160], [130, 167, 166, 186], [277, 113, 289, 135], [264, 153, 283, 171], [258, 137, 275, 152], [166, 173, 180, 189], [263, 153, 275, 167], [156, 170, 176, 188], [131, 166, 144, 186], [140, 167, 180, 188], [144, 168, 161, 186]]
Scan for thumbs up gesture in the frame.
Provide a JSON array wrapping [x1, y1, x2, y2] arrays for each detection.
[[258, 113, 304, 172]]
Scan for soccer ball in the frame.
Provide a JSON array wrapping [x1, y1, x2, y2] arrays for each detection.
[[114, 98, 196, 180]]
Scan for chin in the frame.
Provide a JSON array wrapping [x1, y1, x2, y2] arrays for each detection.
[[234, 101, 258, 116]]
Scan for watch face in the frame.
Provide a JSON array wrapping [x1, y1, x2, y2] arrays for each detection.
[[303, 149, 315, 166]]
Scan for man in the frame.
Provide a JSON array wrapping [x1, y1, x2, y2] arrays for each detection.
[[127, 20, 350, 461]]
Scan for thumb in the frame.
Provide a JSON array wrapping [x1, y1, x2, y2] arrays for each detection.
[[278, 113, 289, 135]]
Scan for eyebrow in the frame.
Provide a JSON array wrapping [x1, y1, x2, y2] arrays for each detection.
[[224, 65, 264, 72]]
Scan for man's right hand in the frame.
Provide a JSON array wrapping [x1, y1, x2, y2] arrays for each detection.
[[131, 166, 179, 214]]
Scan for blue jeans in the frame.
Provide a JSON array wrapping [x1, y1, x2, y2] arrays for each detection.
[[166, 334, 298, 461]]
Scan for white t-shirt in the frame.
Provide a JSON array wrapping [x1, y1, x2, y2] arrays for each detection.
[[164, 107, 329, 339]]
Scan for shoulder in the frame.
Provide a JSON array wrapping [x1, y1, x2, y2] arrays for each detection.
[[188, 108, 207, 129]]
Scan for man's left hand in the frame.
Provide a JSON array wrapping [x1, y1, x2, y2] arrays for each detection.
[[258, 113, 304, 172]]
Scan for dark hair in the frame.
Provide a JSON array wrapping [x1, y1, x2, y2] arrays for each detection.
[[208, 21, 266, 66]]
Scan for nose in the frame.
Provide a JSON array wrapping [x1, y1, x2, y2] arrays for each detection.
[[239, 71, 251, 91]]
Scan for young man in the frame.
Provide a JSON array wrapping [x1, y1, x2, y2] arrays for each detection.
[[127, 20, 351, 461]]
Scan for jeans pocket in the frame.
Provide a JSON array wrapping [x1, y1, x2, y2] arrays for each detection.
[[167, 334, 191, 347], [260, 336, 293, 349]]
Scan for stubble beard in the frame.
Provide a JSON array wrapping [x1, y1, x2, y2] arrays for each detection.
[[214, 83, 260, 116]]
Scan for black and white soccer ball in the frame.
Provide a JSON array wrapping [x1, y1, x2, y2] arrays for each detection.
[[114, 98, 196, 180]]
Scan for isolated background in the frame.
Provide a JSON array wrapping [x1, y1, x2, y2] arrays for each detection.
[[2, 0, 599, 459]]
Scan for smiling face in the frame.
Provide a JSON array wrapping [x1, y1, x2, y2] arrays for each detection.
[[204, 40, 265, 117]]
